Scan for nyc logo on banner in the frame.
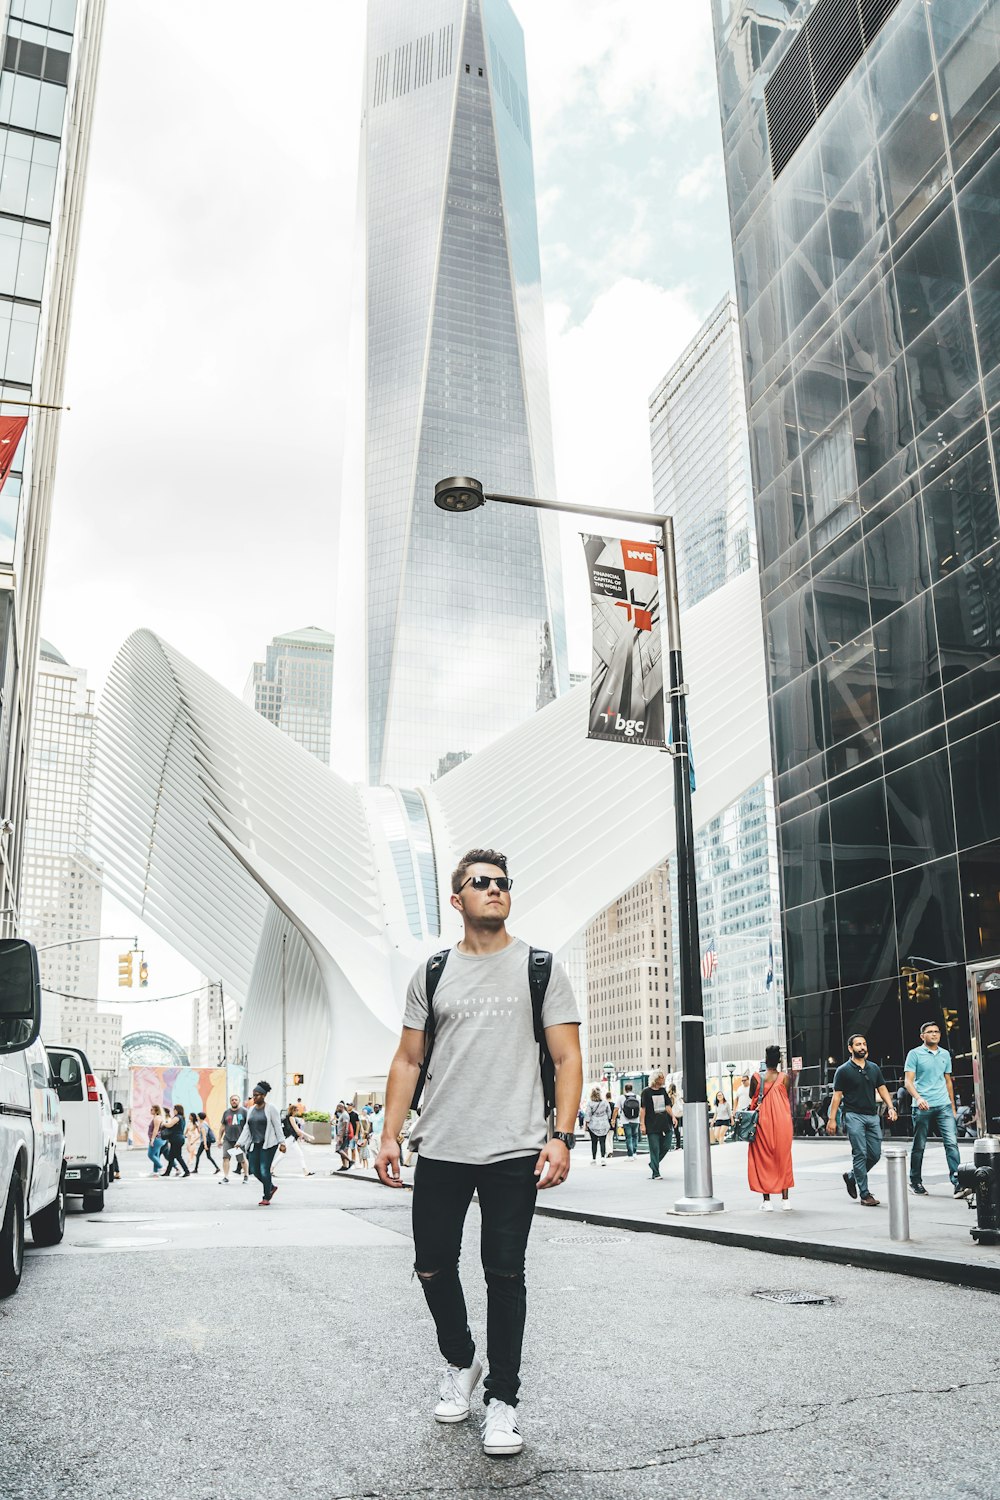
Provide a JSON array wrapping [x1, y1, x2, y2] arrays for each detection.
[[582, 534, 665, 748]]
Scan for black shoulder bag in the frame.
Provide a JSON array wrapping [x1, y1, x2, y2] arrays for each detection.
[[729, 1072, 765, 1144], [409, 947, 555, 1115]]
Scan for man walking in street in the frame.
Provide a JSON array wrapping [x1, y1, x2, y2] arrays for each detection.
[[617, 1082, 641, 1158], [828, 1036, 896, 1206], [219, 1093, 249, 1185], [905, 1021, 964, 1197], [375, 849, 582, 1459]]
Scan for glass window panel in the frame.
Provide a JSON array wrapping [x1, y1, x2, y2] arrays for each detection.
[[771, 665, 825, 776], [921, 439, 1000, 581], [880, 81, 948, 238], [851, 361, 914, 485], [892, 854, 965, 976], [836, 875, 898, 986], [872, 586, 941, 710], [0, 226, 21, 295], [829, 776, 892, 891], [0, 148, 29, 215], [866, 4, 934, 134], [957, 143, 1000, 280], [779, 801, 834, 908], [821, 638, 879, 746], [755, 460, 808, 574], [841, 275, 904, 390], [829, 155, 887, 286], [783, 896, 839, 998], [782, 213, 834, 334], [795, 334, 848, 446], [1, 302, 38, 382], [885, 746, 957, 870], [906, 294, 980, 438], [820, 78, 877, 199], [950, 720, 1000, 851], [864, 496, 931, 604], [933, 540, 1000, 697], [803, 418, 859, 544], [48, 0, 77, 31], [813, 539, 871, 657], [940, 1, 1000, 170], [774, 152, 825, 254], [35, 79, 64, 135], [892, 202, 966, 345], [960, 839, 1000, 962], [970, 259, 1000, 377], [2, 74, 41, 130], [766, 578, 817, 690]]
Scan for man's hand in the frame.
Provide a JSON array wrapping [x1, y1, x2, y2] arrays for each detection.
[[916, 1097, 929, 1110], [826, 1118, 838, 1135], [376, 1138, 404, 1188], [534, 1139, 570, 1189], [887, 1107, 897, 1122]]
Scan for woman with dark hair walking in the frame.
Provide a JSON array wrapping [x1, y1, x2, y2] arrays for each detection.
[[747, 1045, 794, 1211], [235, 1082, 286, 1205], [160, 1104, 190, 1178], [194, 1112, 221, 1174], [583, 1087, 613, 1164]]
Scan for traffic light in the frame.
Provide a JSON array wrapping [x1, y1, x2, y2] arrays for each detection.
[[915, 970, 930, 1002], [942, 1007, 959, 1034], [118, 952, 133, 987], [292, 1072, 304, 1087], [139, 958, 149, 988], [901, 966, 918, 1001]]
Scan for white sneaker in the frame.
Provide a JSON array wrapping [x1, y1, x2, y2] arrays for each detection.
[[601, 1158, 607, 1166], [434, 1357, 482, 1423], [482, 1399, 523, 1456], [759, 1201, 774, 1212], [780, 1199, 792, 1212]]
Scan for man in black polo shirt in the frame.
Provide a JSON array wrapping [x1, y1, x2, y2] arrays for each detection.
[[828, 1036, 897, 1206]]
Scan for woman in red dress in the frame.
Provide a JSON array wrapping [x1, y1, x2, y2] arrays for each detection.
[[747, 1045, 794, 1211]]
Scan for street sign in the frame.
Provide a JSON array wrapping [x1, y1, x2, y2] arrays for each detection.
[[792, 1056, 803, 1071]]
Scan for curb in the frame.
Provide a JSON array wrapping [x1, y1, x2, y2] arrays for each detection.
[[533, 1202, 1000, 1294]]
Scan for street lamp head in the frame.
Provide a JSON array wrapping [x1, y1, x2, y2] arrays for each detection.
[[434, 476, 485, 513]]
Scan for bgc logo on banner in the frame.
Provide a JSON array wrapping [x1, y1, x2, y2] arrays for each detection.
[[599, 709, 645, 739]]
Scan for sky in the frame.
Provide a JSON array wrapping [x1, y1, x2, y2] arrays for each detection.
[[46, 0, 735, 1041]]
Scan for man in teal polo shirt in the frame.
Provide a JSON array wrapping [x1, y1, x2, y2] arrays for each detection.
[[904, 1021, 963, 1197]]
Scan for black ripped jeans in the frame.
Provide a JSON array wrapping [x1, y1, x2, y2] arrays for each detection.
[[412, 1154, 537, 1408]]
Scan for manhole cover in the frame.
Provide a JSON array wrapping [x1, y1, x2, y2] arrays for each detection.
[[77, 1237, 169, 1250], [752, 1290, 835, 1306], [85, 1215, 152, 1224], [547, 1234, 628, 1245]]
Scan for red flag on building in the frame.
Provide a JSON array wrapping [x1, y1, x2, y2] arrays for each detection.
[[0, 416, 27, 494]]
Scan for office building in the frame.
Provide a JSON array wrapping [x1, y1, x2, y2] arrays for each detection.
[[585, 863, 675, 1082], [189, 981, 238, 1069], [20, 641, 101, 1041], [712, 0, 1000, 1112], [650, 295, 785, 1073], [0, 0, 105, 933], [351, 0, 568, 786], [245, 626, 335, 764]]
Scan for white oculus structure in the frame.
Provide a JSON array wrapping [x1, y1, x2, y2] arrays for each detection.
[[94, 569, 770, 1099]]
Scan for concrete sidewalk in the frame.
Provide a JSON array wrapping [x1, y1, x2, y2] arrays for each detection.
[[533, 1136, 1000, 1291]]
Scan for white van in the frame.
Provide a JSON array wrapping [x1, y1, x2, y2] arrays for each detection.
[[47, 1044, 115, 1211], [1, 939, 64, 1296]]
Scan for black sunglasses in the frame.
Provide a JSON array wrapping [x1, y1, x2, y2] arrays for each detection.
[[460, 874, 513, 892]]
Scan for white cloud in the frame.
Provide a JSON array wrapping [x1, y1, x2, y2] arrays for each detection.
[[678, 153, 723, 203], [546, 278, 703, 670]]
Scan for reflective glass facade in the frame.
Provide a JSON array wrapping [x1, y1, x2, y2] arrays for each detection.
[[650, 296, 785, 1075], [713, 0, 1000, 1103], [362, 0, 567, 787], [246, 626, 335, 764]]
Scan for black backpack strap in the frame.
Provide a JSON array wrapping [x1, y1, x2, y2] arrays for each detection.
[[528, 947, 556, 1118], [409, 949, 450, 1113]]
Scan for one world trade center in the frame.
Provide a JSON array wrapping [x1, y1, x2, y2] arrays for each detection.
[[345, 0, 569, 787]]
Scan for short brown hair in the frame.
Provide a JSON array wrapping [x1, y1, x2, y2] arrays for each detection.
[[451, 847, 508, 895]]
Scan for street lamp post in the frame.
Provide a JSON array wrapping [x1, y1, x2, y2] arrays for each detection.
[[434, 476, 722, 1213]]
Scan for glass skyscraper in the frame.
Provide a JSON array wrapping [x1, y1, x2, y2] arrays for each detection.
[[650, 295, 785, 1075], [245, 626, 335, 765], [712, 0, 1000, 1106], [0, 0, 104, 931], [359, 0, 568, 787]]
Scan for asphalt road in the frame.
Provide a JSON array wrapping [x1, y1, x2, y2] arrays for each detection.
[[3, 1152, 998, 1500]]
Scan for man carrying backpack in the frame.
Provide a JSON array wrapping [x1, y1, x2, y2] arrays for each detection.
[[617, 1083, 641, 1157], [375, 849, 582, 1459]]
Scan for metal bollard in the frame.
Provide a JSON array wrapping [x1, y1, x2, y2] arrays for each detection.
[[884, 1144, 910, 1241]]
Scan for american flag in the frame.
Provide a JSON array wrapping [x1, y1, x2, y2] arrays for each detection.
[[700, 942, 717, 981]]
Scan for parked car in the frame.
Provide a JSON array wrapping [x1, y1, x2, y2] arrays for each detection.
[[1, 939, 65, 1296], [46, 1044, 114, 1211]]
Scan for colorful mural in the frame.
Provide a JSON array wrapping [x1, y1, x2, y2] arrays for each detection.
[[128, 1065, 247, 1148]]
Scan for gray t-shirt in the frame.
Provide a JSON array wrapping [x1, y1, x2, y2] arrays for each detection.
[[403, 937, 580, 1165]]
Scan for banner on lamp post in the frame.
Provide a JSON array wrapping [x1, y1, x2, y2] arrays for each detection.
[[582, 533, 665, 748], [0, 415, 27, 494]]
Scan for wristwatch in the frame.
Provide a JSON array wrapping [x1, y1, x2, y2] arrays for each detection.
[[552, 1130, 576, 1150]]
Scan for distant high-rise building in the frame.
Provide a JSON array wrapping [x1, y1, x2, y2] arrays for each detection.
[[585, 864, 675, 1082], [0, 0, 106, 932], [712, 0, 1000, 1113], [245, 626, 335, 764], [352, 0, 568, 786], [189, 981, 237, 1069], [20, 640, 105, 1056], [650, 295, 785, 1073]]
